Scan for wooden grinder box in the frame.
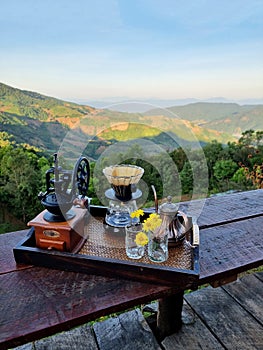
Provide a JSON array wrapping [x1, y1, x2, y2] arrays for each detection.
[[28, 207, 87, 253]]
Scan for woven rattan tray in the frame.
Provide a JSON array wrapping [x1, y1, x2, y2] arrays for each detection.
[[13, 205, 199, 288]]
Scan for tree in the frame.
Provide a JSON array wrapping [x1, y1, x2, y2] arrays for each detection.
[[203, 140, 224, 188], [169, 147, 187, 172], [232, 168, 252, 189], [213, 159, 238, 185], [180, 161, 193, 195], [238, 129, 256, 147], [0, 146, 43, 222], [0, 132, 15, 147]]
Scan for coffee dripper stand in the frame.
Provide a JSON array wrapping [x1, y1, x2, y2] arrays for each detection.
[[103, 185, 142, 235], [102, 164, 144, 235]]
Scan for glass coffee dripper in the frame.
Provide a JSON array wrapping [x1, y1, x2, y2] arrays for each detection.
[[103, 164, 144, 228]]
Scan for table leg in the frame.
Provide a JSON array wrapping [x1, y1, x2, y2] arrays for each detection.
[[157, 291, 184, 339]]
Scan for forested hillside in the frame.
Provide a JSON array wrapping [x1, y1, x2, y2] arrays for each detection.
[[0, 130, 262, 233], [0, 82, 95, 121], [0, 82, 245, 158], [0, 82, 95, 152], [145, 102, 263, 137]]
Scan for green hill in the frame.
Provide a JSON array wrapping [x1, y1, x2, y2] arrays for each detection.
[[0, 82, 94, 120], [144, 102, 263, 136], [0, 82, 247, 158], [0, 82, 96, 152], [0, 111, 68, 150], [145, 102, 252, 121], [205, 105, 263, 136]]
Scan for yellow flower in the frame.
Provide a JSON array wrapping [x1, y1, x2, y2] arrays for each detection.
[[142, 219, 153, 232], [149, 213, 159, 220], [135, 231, 149, 246], [142, 213, 162, 232], [130, 209, 144, 219]]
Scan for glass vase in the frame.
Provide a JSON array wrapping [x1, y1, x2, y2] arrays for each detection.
[[148, 231, 168, 263], [125, 224, 145, 259]]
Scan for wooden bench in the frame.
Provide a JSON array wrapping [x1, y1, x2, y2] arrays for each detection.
[[11, 271, 263, 349], [0, 189, 263, 349]]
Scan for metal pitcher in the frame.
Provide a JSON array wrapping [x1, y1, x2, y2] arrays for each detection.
[[159, 196, 189, 246]]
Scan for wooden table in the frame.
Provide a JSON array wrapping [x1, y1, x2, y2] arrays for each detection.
[[1, 189, 263, 349]]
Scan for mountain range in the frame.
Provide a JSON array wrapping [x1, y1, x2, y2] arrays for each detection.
[[75, 97, 263, 113], [1, 82, 263, 159]]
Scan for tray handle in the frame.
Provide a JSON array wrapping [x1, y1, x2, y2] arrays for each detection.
[[192, 222, 200, 246]]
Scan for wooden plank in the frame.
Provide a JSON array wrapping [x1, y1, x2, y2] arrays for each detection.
[[0, 267, 175, 349], [179, 189, 263, 228], [185, 283, 263, 349], [34, 324, 98, 350], [93, 308, 161, 350], [11, 344, 33, 350], [199, 216, 263, 283], [0, 230, 32, 274], [255, 271, 263, 282], [210, 274, 237, 288], [222, 274, 263, 325], [162, 302, 224, 350]]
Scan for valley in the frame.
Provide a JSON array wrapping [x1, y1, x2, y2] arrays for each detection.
[[2, 82, 262, 159]]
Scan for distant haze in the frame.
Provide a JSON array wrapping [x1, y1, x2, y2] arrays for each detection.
[[72, 97, 263, 113]]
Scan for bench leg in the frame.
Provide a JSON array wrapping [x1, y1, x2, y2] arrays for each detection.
[[157, 291, 184, 340]]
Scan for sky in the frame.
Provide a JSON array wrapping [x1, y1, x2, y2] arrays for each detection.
[[0, 0, 263, 103]]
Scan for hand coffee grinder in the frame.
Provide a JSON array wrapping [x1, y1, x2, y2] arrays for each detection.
[[102, 164, 144, 233], [28, 153, 90, 252]]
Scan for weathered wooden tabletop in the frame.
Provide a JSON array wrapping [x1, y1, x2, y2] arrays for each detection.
[[1, 189, 263, 349]]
